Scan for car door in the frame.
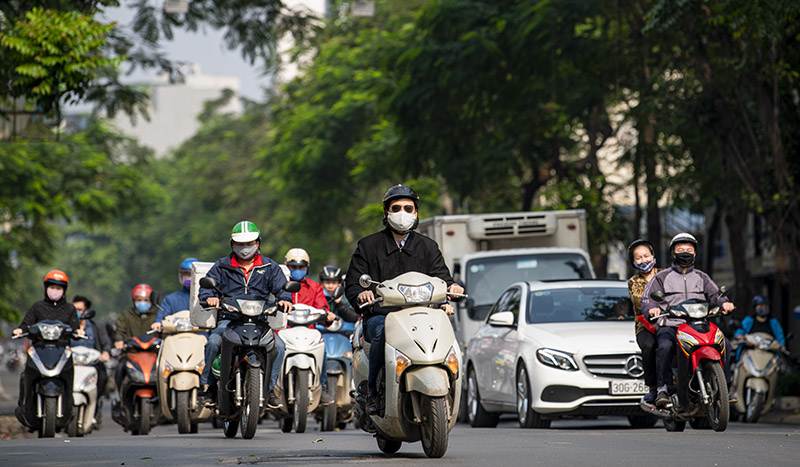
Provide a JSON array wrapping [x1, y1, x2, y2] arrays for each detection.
[[474, 289, 514, 402], [497, 286, 523, 404]]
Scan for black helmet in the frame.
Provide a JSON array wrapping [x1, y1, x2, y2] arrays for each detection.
[[752, 295, 769, 307], [627, 239, 654, 264], [382, 184, 419, 211], [319, 265, 343, 282]]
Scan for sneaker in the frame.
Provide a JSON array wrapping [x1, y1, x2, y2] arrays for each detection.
[[655, 390, 670, 409], [267, 390, 283, 409], [198, 388, 215, 407], [366, 391, 379, 416], [641, 390, 657, 405]]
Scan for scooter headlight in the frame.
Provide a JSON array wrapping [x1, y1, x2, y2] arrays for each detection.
[[682, 303, 709, 319], [40, 324, 63, 341], [73, 352, 91, 366], [174, 318, 194, 332], [395, 349, 411, 382], [445, 347, 459, 376], [397, 283, 434, 303], [290, 308, 312, 325], [237, 299, 265, 317]]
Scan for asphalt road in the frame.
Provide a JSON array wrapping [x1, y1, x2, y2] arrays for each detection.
[[2, 402, 799, 467]]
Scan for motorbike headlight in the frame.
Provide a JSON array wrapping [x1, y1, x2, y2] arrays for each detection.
[[291, 308, 311, 324], [73, 352, 89, 366], [40, 324, 63, 341], [395, 349, 411, 382], [237, 300, 265, 317], [174, 318, 194, 332], [683, 303, 709, 319], [397, 283, 434, 303], [536, 348, 578, 371], [445, 347, 459, 376]]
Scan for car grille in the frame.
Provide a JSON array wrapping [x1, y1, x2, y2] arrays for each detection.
[[582, 354, 642, 379]]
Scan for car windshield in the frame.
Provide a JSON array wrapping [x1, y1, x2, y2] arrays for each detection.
[[526, 287, 633, 323], [466, 254, 592, 306]]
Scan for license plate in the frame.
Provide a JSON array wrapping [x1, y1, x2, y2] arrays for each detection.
[[609, 380, 647, 395]]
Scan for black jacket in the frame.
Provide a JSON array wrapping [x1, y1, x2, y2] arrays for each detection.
[[345, 228, 454, 319], [19, 297, 79, 333]]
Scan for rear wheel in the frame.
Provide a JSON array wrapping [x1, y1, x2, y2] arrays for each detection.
[[516, 365, 550, 429], [292, 370, 309, 433], [467, 367, 499, 428], [420, 395, 449, 458], [702, 361, 729, 432], [176, 391, 191, 434], [223, 419, 238, 438], [138, 398, 151, 436], [240, 368, 261, 439], [744, 388, 765, 424], [67, 405, 81, 437], [664, 417, 686, 432], [280, 417, 293, 433], [321, 380, 337, 432], [41, 397, 57, 438], [377, 436, 402, 454], [690, 417, 711, 429], [628, 415, 658, 428]]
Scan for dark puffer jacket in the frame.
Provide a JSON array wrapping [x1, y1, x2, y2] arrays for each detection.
[[19, 297, 79, 332]]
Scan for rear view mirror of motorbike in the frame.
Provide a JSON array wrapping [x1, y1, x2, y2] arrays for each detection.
[[284, 281, 302, 293], [81, 309, 96, 320], [358, 274, 373, 289], [650, 290, 666, 302], [332, 285, 345, 300], [199, 277, 217, 289], [718, 285, 728, 297]]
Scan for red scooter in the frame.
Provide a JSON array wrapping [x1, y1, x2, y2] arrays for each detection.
[[112, 333, 162, 435], [640, 288, 730, 432]]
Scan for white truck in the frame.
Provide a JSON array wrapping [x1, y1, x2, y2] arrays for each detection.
[[417, 209, 595, 348]]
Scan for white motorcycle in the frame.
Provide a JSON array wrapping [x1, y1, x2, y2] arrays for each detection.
[[272, 304, 327, 433], [351, 272, 464, 458], [67, 346, 101, 437]]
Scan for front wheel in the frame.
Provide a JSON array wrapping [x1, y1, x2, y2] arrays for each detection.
[[321, 380, 337, 432], [516, 365, 550, 429], [467, 367, 499, 428], [744, 388, 765, 424], [240, 368, 261, 439], [138, 398, 152, 436], [292, 370, 309, 433], [176, 391, 191, 434], [420, 395, 449, 458], [67, 405, 82, 437], [664, 417, 686, 432], [40, 397, 57, 438], [701, 360, 729, 432]]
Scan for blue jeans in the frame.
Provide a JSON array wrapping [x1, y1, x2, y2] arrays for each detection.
[[201, 320, 284, 392], [364, 315, 386, 392]]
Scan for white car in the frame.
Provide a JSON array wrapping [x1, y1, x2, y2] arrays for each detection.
[[465, 280, 656, 428]]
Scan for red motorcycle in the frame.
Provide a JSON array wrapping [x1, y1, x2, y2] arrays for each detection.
[[640, 289, 730, 432], [112, 333, 162, 435]]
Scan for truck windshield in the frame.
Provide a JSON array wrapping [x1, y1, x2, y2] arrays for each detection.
[[466, 253, 592, 306], [526, 287, 633, 323]]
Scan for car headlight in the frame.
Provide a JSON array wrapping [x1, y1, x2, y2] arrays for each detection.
[[683, 303, 709, 319], [397, 283, 434, 303], [40, 324, 63, 341], [536, 348, 578, 371], [174, 318, 194, 332], [445, 347, 459, 376], [237, 300, 265, 317], [395, 349, 411, 381]]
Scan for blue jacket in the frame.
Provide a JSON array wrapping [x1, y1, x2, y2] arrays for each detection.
[[156, 288, 191, 323], [198, 253, 291, 303], [734, 316, 785, 360]]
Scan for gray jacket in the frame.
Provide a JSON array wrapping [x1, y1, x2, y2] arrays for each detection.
[[640, 265, 730, 327]]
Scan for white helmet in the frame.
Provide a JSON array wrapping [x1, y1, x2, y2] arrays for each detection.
[[669, 232, 698, 253], [285, 248, 310, 267]]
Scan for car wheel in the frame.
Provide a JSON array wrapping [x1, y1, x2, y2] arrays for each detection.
[[467, 366, 499, 428], [516, 364, 550, 429]]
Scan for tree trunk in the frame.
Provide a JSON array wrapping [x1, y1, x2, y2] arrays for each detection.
[[724, 209, 750, 313]]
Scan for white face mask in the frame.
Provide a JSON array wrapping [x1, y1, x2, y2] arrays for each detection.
[[386, 211, 417, 233]]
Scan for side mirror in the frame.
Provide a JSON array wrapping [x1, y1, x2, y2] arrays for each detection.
[[284, 281, 302, 294], [718, 285, 728, 297], [199, 277, 217, 289], [80, 309, 96, 320], [333, 285, 345, 300], [650, 291, 666, 302], [488, 311, 515, 327], [358, 274, 373, 289]]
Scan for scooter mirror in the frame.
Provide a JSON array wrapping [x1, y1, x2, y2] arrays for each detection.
[[80, 309, 96, 320], [358, 274, 373, 289], [284, 281, 302, 293], [718, 285, 728, 297], [650, 290, 666, 302], [333, 285, 345, 300], [199, 277, 217, 289]]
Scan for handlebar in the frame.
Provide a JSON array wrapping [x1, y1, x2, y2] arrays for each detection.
[[358, 297, 384, 309]]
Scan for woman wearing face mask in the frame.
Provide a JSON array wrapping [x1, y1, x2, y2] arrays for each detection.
[[734, 295, 786, 361], [626, 239, 661, 405], [113, 284, 157, 351]]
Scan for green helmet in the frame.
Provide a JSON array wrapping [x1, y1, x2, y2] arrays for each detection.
[[231, 220, 260, 243], [211, 355, 221, 379]]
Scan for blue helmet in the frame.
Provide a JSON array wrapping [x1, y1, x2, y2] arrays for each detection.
[[752, 295, 769, 307], [179, 257, 199, 271]]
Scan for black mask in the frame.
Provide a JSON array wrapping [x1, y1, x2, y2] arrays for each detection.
[[674, 252, 695, 268]]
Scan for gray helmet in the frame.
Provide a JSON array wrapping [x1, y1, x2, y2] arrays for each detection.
[[669, 232, 697, 254]]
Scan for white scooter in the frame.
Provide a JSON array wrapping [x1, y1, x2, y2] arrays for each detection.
[[731, 332, 786, 423], [68, 346, 101, 437], [351, 272, 464, 458], [272, 304, 327, 433]]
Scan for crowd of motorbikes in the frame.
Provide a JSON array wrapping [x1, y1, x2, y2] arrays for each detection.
[[6, 270, 795, 456]]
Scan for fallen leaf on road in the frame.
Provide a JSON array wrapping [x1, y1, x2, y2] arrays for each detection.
[[313, 438, 324, 443], [140, 457, 152, 460], [64, 440, 71, 443]]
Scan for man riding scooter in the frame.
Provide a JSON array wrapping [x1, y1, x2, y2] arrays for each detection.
[[197, 221, 293, 409], [71, 296, 112, 428], [320, 265, 359, 324], [345, 184, 464, 416], [151, 257, 201, 333]]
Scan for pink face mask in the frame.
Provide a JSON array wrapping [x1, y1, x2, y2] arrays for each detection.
[[47, 288, 64, 302]]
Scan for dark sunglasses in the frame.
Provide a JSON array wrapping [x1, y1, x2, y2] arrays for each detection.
[[389, 204, 415, 213]]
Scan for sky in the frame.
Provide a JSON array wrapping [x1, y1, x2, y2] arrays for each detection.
[[100, 4, 268, 101]]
